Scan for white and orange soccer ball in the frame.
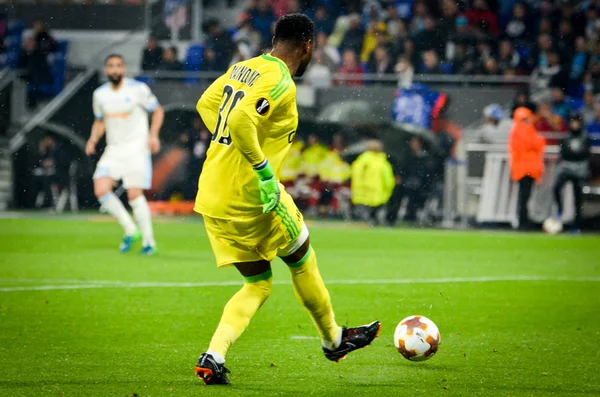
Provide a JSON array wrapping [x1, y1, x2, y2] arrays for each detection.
[[394, 315, 440, 361]]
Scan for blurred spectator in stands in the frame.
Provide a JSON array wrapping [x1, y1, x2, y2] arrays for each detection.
[[361, 20, 388, 63], [569, 37, 589, 92], [474, 37, 494, 69], [533, 33, 553, 69], [410, 1, 430, 34], [402, 39, 420, 71], [388, 18, 408, 60], [480, 57, 501, 75], [550, 87, 573, 120], [511, 90, 536, 115], [251, 0, 276, 45], [336, 49, 364, 86], [395, 55, 414, 88], [464, 0, 499, 37], [367, 46, 394, 81], [301, 134, 329, 179], [271, 0, 288, 18], [497, 39, 522, 73], [316, 32, 340, 72], [351, 139, 394, 226], [157, 47, 182, 74], [233, 13, 261, 59], [449, 15, 477, 48], [386, 136, 429, 225], [534, 101, 567, 145], [475, 104, 512, 144], [0, 12, 6, 56], [202, 48, 220, 71], [413, 16, 445, 56], [508, 107, 546, 230], [555, 19, 576, 60], [504, 3, 533, 45], [205, 19, 234, 71], [449, 42, 476, 74], [586, 103, 600, 146], [538, 18, 553, 36], [18, 36, 52, 109], [583, 42, 600, 93], [439, 0, 460, 36], [314, 5, 334, 35], [532, 51, 568, 92], [552, 113, 591, 232], [581, 91, 598, 124], [141, 36, 163, 71], [341, 14, 364, 55], [32, 19, 56, 55], [559, 1, 586, 38], [181, 118, 210, 200], [304, 49, 332, 88], [420, 50, 444, 75], [584, 6, 599, 40], [32, 134, 70, 209]]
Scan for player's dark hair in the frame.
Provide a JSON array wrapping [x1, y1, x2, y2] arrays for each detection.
[[273, 13, 315, 46], [104, 54, 125, 65]]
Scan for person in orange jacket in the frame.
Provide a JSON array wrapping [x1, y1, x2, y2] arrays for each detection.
[[508, 107, 546, 229]]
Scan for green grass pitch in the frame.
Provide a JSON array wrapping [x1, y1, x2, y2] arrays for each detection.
[[0, 217, 599, 396]]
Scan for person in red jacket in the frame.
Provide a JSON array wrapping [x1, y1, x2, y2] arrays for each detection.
[[464, 0, 499, 36], [508, 107, 546, 229], [335, 49, 364, 86]]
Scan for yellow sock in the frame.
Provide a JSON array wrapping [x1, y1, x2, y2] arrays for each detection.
[[288, 246, 341, 348], [207, 270, 272, 360]]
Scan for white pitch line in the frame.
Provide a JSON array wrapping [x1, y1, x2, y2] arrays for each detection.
[[0, 276, 599, 292]]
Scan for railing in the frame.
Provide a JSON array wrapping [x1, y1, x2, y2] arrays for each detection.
[[133, 70, 532, 85]]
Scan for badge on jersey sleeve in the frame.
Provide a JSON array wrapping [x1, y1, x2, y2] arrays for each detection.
[[256, 98, 270, 116]]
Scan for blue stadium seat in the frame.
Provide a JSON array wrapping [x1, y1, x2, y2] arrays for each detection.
[[184, 44, 204, 84], [516, 45, 531, 61], [184, 44, 204, 71], [38, 40, 68, 97], [134, 75, 154, 85]]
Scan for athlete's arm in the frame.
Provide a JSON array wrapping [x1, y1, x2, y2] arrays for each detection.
[[139, 83, 164, 154], [227, 109, 264, 166], [197, 73, 228, 133], [148, 105, 164, 154], [86, 119, 105, 155], [87, 91, 105, 155]]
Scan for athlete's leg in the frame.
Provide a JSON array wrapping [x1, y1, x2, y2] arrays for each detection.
[[127, 188, 156, 249], [206, 260, 273, 362], [280, 236, 381, 361], [94, 177, 137, 236], [553, 171, 568, 217], [280, 237, 342, 350]]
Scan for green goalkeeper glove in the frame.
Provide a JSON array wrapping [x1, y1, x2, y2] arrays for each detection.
[[254, 159, 280, 214]]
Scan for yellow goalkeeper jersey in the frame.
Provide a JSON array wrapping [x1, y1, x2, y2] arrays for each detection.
[[194, 54, 298, 219]]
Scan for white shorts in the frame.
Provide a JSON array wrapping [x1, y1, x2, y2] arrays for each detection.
[[93, 146, 152, 190]]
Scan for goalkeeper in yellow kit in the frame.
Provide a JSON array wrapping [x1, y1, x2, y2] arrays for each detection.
[[193, 14, 381, 385]]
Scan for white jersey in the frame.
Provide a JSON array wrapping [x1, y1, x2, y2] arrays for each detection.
[[92, 78, 159, 149]]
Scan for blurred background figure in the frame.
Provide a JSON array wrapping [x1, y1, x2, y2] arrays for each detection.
[[552, 114, 591, 233], [395, 55, 414, 88], [386, 136, 431, 225], [534, 101, 567, 145], [509, 107, 546, 230], [351, 140, 394, 226], [32, 134, 70, 209], [141, 36, 163, 71], [181, 118, 210, 201], [303, 49, 332, 88], [18, 36, 52, 109], [586, 103, 600, 146], [318, 133, 350, 217], [475, 104, 512, 144]]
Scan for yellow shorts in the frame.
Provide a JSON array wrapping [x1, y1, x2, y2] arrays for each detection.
[[203, 188, 306, 267]]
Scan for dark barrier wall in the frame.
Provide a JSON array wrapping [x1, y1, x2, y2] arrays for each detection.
[[151, 83, 521, 128], [0, 82, 10, 137], [1, 4, 145, 30]]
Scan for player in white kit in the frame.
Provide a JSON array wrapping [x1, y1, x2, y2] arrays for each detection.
[[85, 54, 164, 255]]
